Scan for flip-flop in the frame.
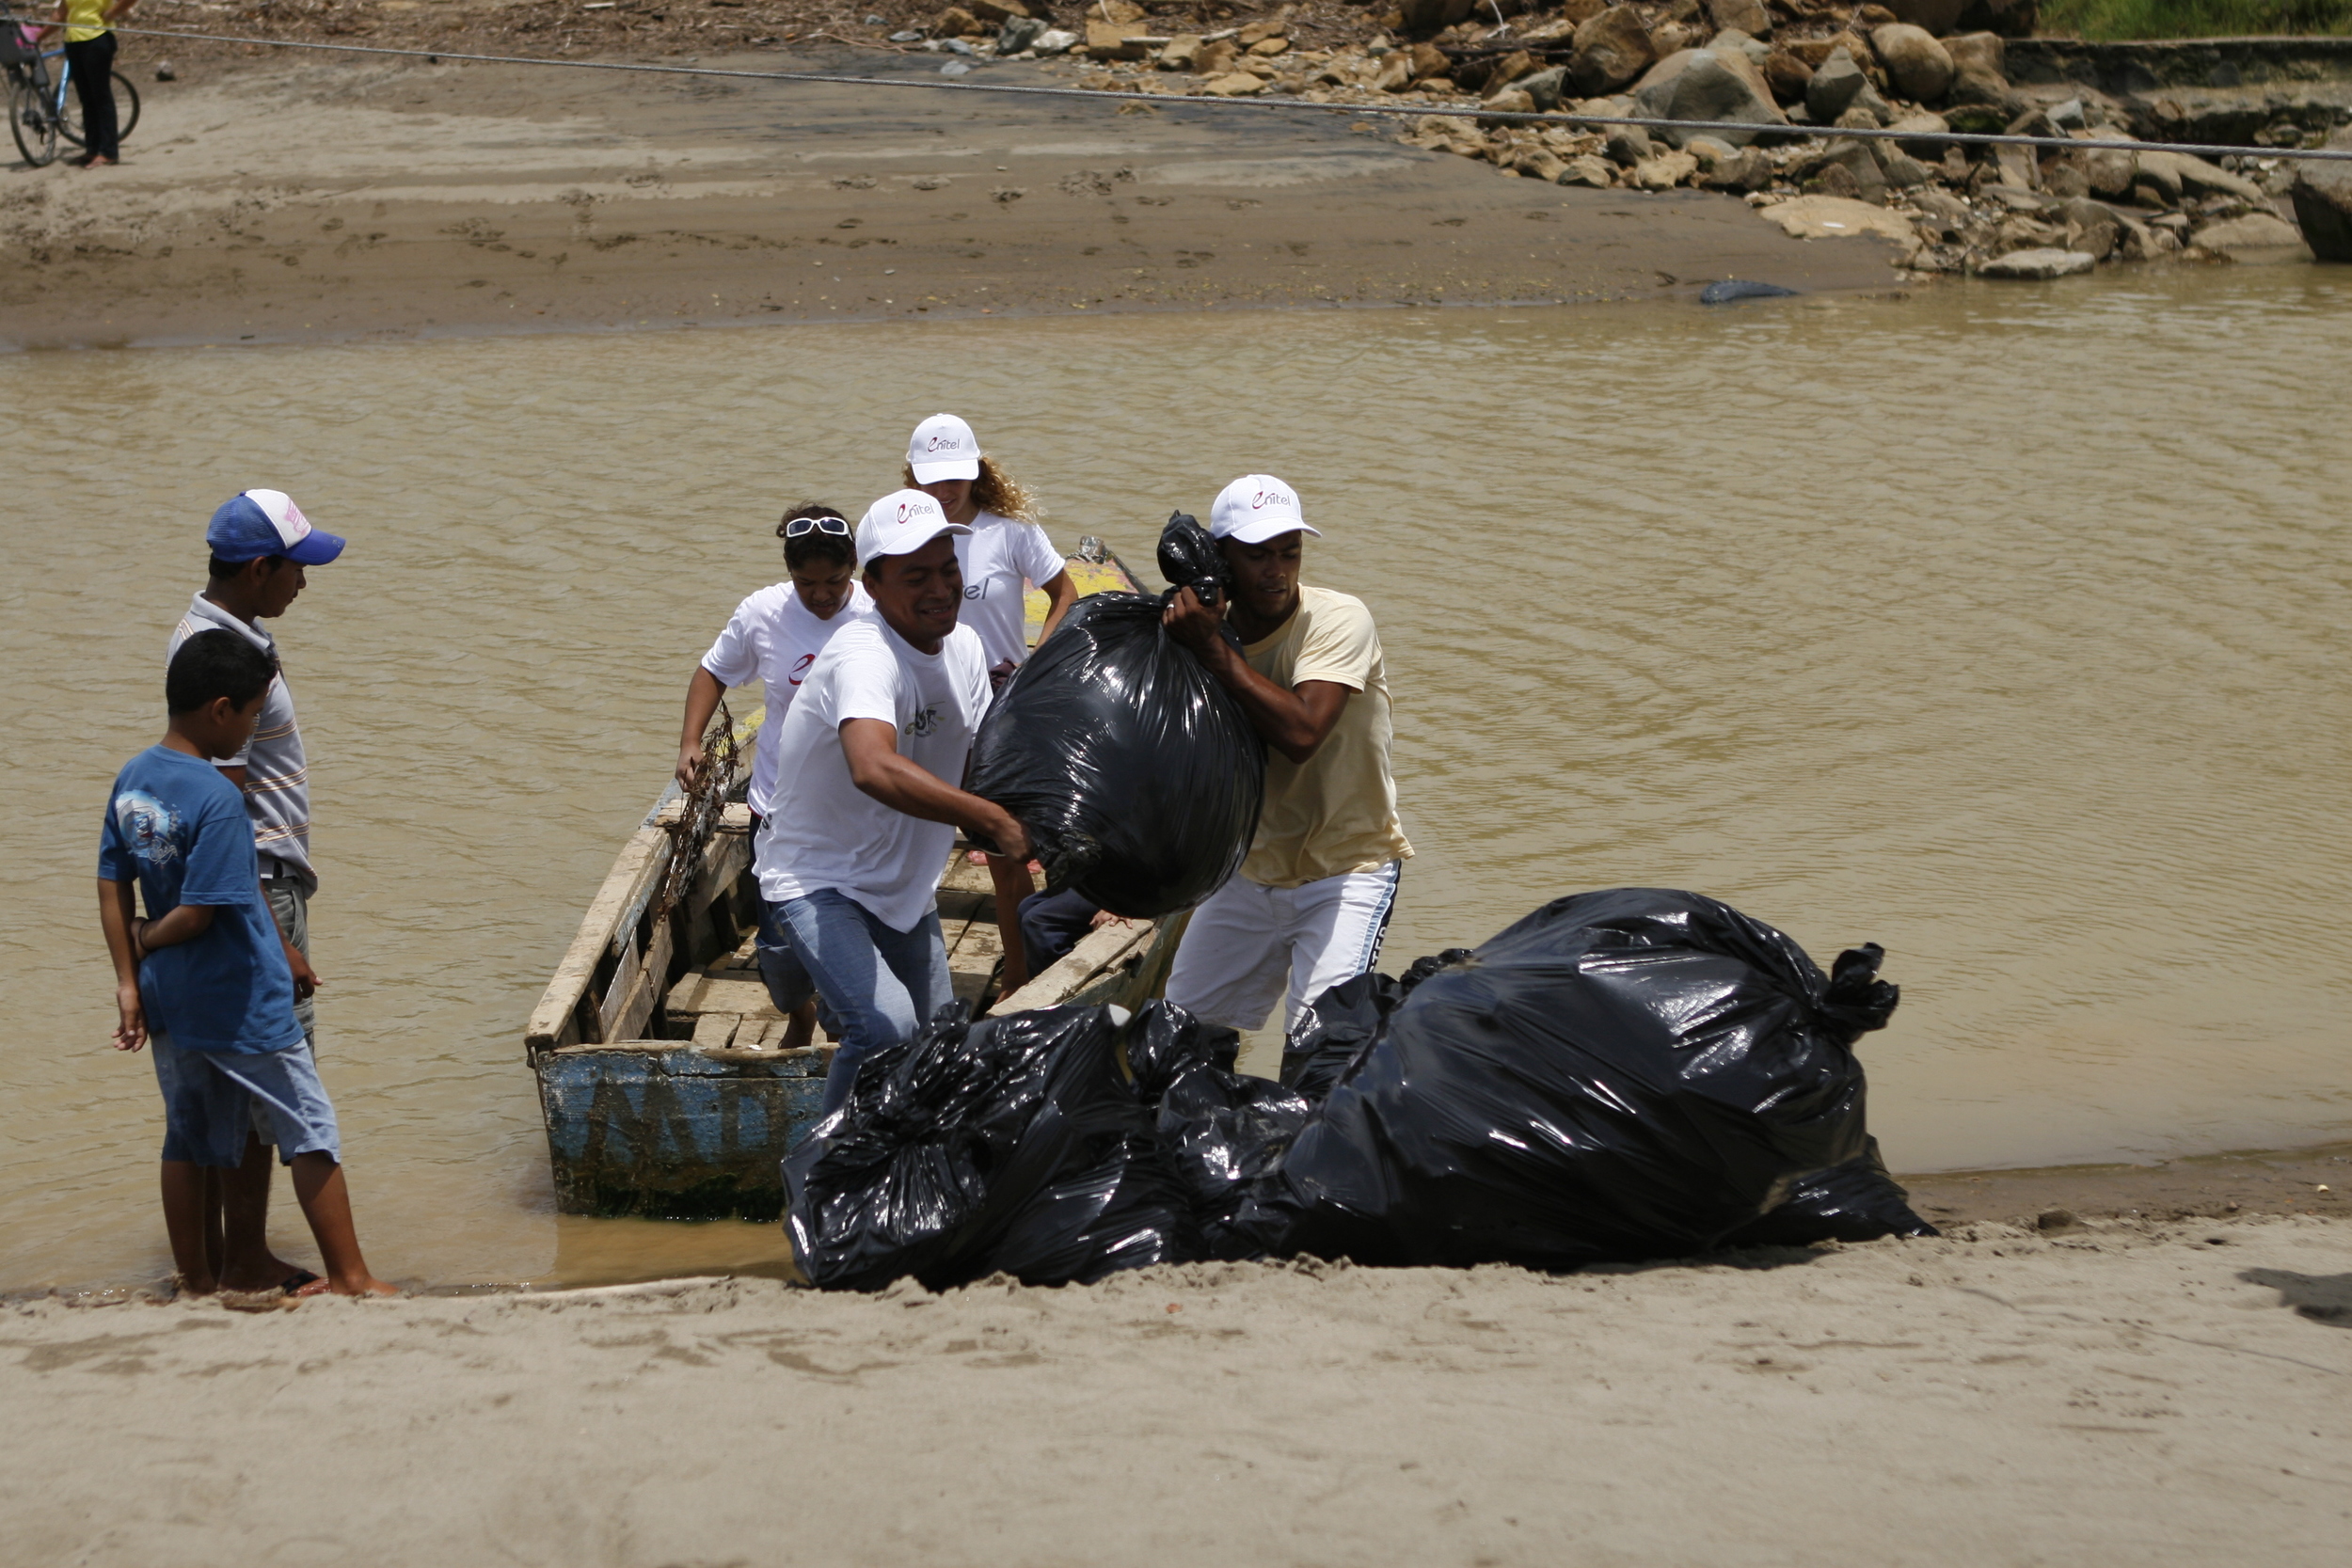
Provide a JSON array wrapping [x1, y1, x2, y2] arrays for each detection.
[[279, 1269, 322, 1294]]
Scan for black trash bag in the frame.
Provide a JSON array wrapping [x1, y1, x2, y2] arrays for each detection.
[[965, 589, 1263, 920], [781, 1003, 1194, 1291], [1228, 888, 1899, 1271], [1278, 971, 1403, 1101], [1155, 510, 1231, 606], [1717, 1136, 1938, 1247]]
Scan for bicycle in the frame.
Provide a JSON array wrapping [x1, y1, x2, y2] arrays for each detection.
[[4, 15, 139, 167]]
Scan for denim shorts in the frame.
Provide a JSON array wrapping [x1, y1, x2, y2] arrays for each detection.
[[151, 1030, 342, 1168]]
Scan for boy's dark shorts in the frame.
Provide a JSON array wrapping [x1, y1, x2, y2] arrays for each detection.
[[151, 1030, 341, 1168]]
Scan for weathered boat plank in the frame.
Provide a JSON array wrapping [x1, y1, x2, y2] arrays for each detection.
[[527, 825, 668, 1053]]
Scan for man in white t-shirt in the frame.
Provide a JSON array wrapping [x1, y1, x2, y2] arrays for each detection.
[[755, 489, 1032, 1116], [1161, 474, 1413, 1042]]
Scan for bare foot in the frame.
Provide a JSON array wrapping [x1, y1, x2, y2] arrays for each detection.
[[295, 1274, 398, 1298], [218, 1254, 310, 1293]]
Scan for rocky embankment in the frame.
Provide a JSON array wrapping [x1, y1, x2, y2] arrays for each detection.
[[913, 0, 2352, 275]]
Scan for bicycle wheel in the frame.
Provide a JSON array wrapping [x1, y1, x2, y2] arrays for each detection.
[[58, 67, 136, 150], [8, 77, 56, 166]]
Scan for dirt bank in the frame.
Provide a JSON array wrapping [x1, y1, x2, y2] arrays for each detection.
[[3, 1214, 2345, 1566], [0, 46, 1902, 348]]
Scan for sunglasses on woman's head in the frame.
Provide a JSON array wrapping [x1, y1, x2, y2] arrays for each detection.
[[780, 515, 850, 538]]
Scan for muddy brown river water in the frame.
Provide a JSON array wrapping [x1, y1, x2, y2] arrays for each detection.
[[5, 264, 2348, 1291]]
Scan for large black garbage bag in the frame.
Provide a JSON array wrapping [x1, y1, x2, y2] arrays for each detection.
[[781, 1004, 1194, 1291], [1718, 1137, 1938, 1247], [965, 585, 1263, 920], [1228, 888, 1899, 1270], [1126, 1001, 1315, 1259], [1155, 510, 1231, 604], [1278, 972, 1403, 1101]]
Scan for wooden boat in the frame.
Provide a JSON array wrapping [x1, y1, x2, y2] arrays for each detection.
[[525, 544, 1184, 1221]]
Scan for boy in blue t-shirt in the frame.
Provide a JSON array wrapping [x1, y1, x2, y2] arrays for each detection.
[[97, 630, 392, 1298]]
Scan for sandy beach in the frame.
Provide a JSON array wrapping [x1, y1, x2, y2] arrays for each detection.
[[0, 45, 1903, 347], [5, 1213, 2347, 1565]]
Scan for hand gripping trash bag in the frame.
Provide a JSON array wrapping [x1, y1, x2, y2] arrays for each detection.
[[1228, 888, 1900, 1270], [964, 515, 1263, 919], [781, 1003, 1196, 1291]]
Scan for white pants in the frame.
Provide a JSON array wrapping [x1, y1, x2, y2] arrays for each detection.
[[1165, 862, 1403, 1036]]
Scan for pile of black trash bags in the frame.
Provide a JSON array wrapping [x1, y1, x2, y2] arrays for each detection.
[[783, 888, 1937, 1292]]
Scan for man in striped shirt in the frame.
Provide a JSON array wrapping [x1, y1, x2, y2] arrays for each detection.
[[166, 488, 346, 1291]]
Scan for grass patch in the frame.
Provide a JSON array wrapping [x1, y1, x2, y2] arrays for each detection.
[[2039, 0, 2352, 37]]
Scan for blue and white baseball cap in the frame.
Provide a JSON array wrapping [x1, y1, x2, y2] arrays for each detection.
[[857, 488, 971, 571], [1209, 474, 1318, 546], [906, 413, 981, 484], [206, 489, 346, 565]]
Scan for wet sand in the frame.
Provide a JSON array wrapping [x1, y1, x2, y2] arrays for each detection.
[[0, 50, 1902, 348], [5, 1214, 2346, 1566]]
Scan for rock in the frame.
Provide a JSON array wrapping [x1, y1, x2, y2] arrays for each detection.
[[2130, 150, 2265, 207], [934, 7, 981, 38], [1686, 134, 1736, 164], [1704, 0, 1772, 38], [1236, 14, 1292, 46], [1941, 30, 2002, 76], [1631, 47, 1787, 148], [1954, 0, 2036, 36], [1708, 27, 1772, 68], [1805, 48, 1868, 124], [1887, 112, 1948, 158], [1408, 42, 1450, 80], [1568, 7, 1656, 99], [966, 0, 1030, 21], [1629, 150, 1700, 189], [2194, 212, 2312, 256], [1805, 138, 1889, 201], [1093, 0, 1145, 19], [1809, 163, 1867, 200], [1517, 66, 1569, 112], [1885, 0, 1965, 30], [1869, 24, 1953, 104], [1559, 153, 1615, 187], [1606, 126, 1653, 166], [998, 14, 1046, 53], [1485, 87, 1538, 116], [2290, 127, 2352, 261], [1085, 18, 1152, 57], [1979, 247, 2096, 278], [1201, 71, 1267, 96], [1373, 52, 1415, 91], [1397, 0, 1478, 37], [1761, 51, 1811, 105], [1158, 35, 1201, 70], [1701, 277, 1799, 302], [1195, 40, 1240, 76], [1512, 148, 1571, 182], [1248, 37, 1290, 57], [1765, 194, 1919, 244], [2056, 196, 2121, 260], [1483, 50, 1538, 91], [1699, 146, 1772, 191], [2081, 146, 2135, 200]]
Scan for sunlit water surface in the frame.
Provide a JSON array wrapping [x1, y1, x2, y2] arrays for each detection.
[[5, 266, 2348, 1290]]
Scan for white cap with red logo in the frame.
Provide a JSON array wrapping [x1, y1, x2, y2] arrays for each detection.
[[1208, 474, 1319, 545], [857, 487, 972, 570], [906, 413, 982, 484]]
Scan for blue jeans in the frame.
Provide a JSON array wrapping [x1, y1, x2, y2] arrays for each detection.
[[761, 890, 952, 1115]]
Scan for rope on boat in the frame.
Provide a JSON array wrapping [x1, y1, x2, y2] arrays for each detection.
[[653, 697, 740, 926], [79, 24, 2352, 165]]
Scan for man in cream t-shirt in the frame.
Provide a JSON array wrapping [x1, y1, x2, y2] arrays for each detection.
[[1161, 474, 1412, 1038], [755, 489, 1032, 1116]]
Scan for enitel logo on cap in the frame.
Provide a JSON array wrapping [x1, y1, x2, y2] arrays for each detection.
[[1252, 487, 1294, 512], [897, 500, 914, 523], [926, 434, 964, 452]]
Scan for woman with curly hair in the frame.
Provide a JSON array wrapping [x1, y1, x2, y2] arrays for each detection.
[[901, 413, 1079, 993]]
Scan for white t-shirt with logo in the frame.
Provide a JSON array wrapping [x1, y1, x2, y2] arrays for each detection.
[[755, 615, 993, 933], [955, 510, 1066, 673], [699, 580, 874, 817]]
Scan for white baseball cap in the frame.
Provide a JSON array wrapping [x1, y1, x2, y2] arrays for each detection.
[[907, 413, 981, 483], [1209, 474, 1318, 545], [857, 488, 971, 571]]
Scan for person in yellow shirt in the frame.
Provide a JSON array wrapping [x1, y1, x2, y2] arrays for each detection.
[[43, 0, 134, 166], [1160, 473, 1412, 1038]]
